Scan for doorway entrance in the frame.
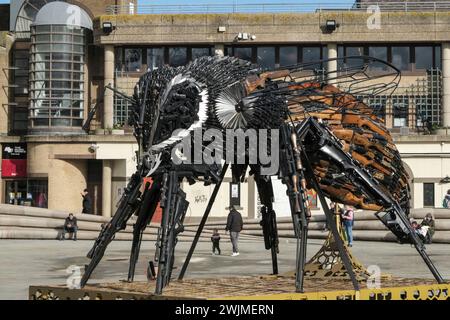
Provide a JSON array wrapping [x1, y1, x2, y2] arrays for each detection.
[[87, 159, 102, 215]]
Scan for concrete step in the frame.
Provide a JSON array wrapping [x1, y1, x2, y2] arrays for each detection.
[[1, 203, 449, 243]]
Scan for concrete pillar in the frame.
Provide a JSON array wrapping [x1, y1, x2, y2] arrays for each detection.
[[327, 43, 338, 84], [214, 44, 225, 57], [102, 160, 112, 218], [104, 45, 115, 130], [442, 43, 450, 128]]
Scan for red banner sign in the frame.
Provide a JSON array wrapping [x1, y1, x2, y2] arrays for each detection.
[[2, 144, 27, 178]]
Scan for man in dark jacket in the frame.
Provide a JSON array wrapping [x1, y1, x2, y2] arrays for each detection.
[[81, 189, 92, 214], [225, 207, 244, 256], [60, 213, 78, 241]]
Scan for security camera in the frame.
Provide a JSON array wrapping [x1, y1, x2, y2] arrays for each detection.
[[250, 35, 256, 40], [88, 144, 99, 153]]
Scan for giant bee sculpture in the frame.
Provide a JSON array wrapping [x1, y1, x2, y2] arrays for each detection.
[[81, 55, 444, 293]]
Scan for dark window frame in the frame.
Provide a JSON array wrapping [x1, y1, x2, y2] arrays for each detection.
[[337, 43, 441, 72], [224, 44, 326, 68], [116, 46, 214, 72], [423, 182, 435, 208]]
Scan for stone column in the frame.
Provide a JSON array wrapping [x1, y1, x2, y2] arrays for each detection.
[[442, 43, 450, 128], [327, 43, 338, 84], [102, 160, 112, 218], [214, 44, 225, 57], [104, 45, 115, 131]]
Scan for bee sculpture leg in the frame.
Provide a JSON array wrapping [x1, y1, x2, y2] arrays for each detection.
[[155, 170, 189, 295], [178, 163, 229, 280], [127, 179, 162, 282], [281, 121, 360, 292], [80, 172, 143, 287], [302, 157, 361, 291], [279, 124, 312, 292], [253, 171, 279, 275]]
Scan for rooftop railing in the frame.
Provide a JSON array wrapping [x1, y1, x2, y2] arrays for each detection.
[[105, 1, 450, 15]]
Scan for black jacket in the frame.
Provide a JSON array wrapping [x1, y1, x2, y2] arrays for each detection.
[[211, 232, 221, 243], [226, 209, 243, 232], [64, 216, 78, 228], [82, 194, 92, 213]]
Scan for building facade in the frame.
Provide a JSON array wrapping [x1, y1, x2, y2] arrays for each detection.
[[1, 0, 450, 219]]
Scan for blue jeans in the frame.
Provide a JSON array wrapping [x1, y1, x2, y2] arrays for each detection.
[[230, 231, 240, 253], [343, 221, 353, 245], [61, 226, 77, 240]]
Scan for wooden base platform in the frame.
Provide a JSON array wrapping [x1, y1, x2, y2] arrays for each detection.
[[29, 275, 450, 300]]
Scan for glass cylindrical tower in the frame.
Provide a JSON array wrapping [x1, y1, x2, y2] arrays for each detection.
[[29, 1, 92, 134]]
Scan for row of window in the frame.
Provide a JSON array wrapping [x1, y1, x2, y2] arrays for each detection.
[[225, 45, 328, 70], [33, 34, 85, 44], [339, 45, 441, 71], [116, 47, 213, 72], [31, 25, 86, 35], [116, 44, 441, 74]]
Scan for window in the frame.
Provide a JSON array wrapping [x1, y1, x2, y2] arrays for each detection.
[[124, 48, 142, 72], [416, 95, 440, 126], [234, 47, 252, 62], [368, 96, 387, 119], [10, 107, 28, 134], [146, 48, 164, 71], [279, 46, 297, 67], [435, 46, 441, 69], [13, 50, 29, 96], [114, 96, 132, 127], [115, 47, 123, 72], [191, 47, 211, 60], [423, 183, 435, 207], [169, 47, 187, 67], [337, 45, 344, 70], [368, 46, 388, 71], [257, 47, 275, 70], [415, 46, 433, 70], [392, 96, 409, 127], [5, 179, 48, 208], [303, 47, 322, 69], [345, 46, 364, 69], [392, 46, 410, 71]]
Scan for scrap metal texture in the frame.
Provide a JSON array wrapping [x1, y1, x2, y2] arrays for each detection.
[[130, 55, 408, 212]]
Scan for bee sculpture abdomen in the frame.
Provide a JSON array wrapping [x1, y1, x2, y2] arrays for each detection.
[[288, 85, 410, 211]]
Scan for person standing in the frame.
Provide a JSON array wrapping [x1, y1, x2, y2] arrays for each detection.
[[443, 190, 450, 208], [211, 228, 221, 255], [60, 213, 78, 241], [81, 189, 92, 214], [225, 207, 243, 256], [342, 205, 354, 247]]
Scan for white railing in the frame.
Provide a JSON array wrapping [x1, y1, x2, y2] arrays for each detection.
[[105, 1, 450, 15]]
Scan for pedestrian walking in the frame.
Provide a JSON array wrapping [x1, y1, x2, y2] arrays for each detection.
[[225, 207, 243, 256]]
